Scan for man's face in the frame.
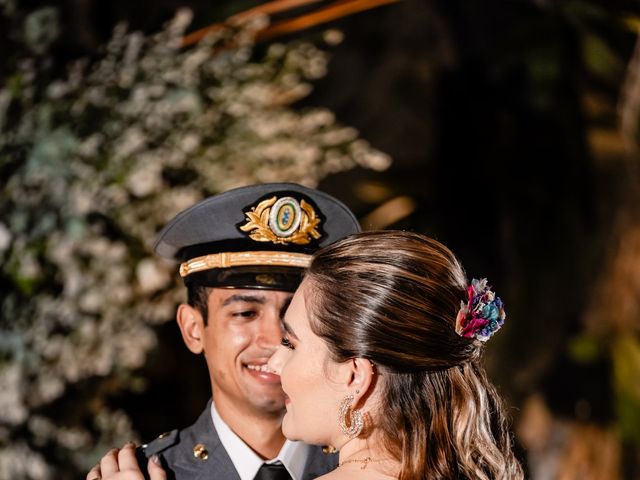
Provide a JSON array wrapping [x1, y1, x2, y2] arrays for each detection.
[[201, 288, 292, 418]]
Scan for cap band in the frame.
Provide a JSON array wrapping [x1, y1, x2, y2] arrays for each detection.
[[185, 267, 304, 292], [179, 250, 312, 278]]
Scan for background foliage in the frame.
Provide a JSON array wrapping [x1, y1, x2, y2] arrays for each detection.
[[0, 2, 388, 478]]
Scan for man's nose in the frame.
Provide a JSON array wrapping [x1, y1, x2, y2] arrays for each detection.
[[256, 311, 284, 350]]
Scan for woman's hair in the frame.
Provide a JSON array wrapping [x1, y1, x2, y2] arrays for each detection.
[[305, 230, 523, 480]]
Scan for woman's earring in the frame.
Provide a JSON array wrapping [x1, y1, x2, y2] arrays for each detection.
[[338, 394, 363, 438]]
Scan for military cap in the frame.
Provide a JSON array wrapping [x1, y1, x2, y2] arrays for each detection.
[[153, 182, 360, 291]]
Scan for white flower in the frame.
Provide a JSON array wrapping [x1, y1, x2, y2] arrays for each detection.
[[115, 126, 147, 158], [127, 162, 162, 197], [136, 257, 170, 293], [0, 222, 12, 253], [32, 372, 65, 406], [360, 150, 392, 171], [0, 443, 51, 480], [180, 133, 200, 153], [323, 29, 344, 46], [0, 364, 27, 425]]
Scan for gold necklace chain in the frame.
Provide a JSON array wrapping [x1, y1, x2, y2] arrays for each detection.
[[338, 456, 383, 470]]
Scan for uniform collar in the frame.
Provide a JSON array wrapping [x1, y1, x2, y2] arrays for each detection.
[[211, 401, 310, 480]]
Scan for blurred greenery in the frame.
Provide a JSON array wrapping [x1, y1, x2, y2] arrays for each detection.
[[0, 1, 389, 477], [614, 336, 640, 443]]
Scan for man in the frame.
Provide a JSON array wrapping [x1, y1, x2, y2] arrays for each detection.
[[87, 182, 360, 480]]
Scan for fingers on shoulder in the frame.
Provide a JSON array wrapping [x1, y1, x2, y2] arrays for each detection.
[[86, 464, 101, 480], [117, 442, 140, 471], [148, 455, 168, 480], [88, 443, 146, 480]]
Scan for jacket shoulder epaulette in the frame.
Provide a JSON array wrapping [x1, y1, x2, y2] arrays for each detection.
[[141, 429, 179, 457]]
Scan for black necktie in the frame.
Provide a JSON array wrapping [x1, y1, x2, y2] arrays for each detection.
[[253, 462, 292, 480]]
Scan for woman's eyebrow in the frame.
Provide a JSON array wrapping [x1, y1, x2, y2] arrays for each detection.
[[282, 320, 299, 340]]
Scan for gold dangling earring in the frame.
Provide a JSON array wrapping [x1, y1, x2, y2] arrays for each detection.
[[338, 394, 363, 438]]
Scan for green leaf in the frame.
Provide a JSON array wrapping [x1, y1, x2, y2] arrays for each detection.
[[612, 335, 640, 442], [568, 334, 601, 363], [582, 33, 623, 81]]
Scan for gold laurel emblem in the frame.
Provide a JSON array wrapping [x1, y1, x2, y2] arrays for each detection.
[[239, 196, 322, 245]]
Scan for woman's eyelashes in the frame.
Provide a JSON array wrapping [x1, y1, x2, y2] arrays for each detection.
[[281, 336, 295, 350]]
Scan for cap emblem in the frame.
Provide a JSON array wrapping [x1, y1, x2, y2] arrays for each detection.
[[240, 195, 322, 245]]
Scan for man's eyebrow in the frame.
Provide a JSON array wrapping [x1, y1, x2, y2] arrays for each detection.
[[221, 294, 266, 307], [282, 320, 299, 340]]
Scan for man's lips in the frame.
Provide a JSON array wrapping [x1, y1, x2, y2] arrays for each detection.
[[244, 362, 281, 384]]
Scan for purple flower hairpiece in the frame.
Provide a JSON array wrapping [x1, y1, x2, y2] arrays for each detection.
[[455, 278, 505, 342]]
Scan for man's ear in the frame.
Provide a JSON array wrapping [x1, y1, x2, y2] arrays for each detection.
[[176, 303, 205, 354]]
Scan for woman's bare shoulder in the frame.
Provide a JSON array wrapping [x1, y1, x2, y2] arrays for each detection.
[[315, 469, 397, 480]]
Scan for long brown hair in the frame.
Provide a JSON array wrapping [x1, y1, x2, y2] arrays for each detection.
[[305, 230, 523, 480]]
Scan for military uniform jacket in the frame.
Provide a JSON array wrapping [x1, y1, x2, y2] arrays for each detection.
[[141, 400, 337, 480]]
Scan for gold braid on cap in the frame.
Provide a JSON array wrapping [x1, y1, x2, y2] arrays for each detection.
[[179, 251, 312, 278]]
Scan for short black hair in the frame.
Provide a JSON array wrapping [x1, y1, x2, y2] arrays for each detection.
[[187, 284, 210, 326]]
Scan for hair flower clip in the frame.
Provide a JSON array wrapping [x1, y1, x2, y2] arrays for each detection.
[[455, 278, 505, 342]]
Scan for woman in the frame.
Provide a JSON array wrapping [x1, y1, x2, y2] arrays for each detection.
[[91, 231, 524, 480]]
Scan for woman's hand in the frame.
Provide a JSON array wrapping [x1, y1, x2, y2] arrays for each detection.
[[86, 442, 167, 480]]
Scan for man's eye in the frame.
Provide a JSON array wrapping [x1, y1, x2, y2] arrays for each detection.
[[233, 310, 257, 318], [281, 337, 295, 350]]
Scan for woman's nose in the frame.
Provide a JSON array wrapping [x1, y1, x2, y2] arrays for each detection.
[[267, 346, 284, 375]]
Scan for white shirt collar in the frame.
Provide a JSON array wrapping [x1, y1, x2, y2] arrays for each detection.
[[211, 401, 310, 480]]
